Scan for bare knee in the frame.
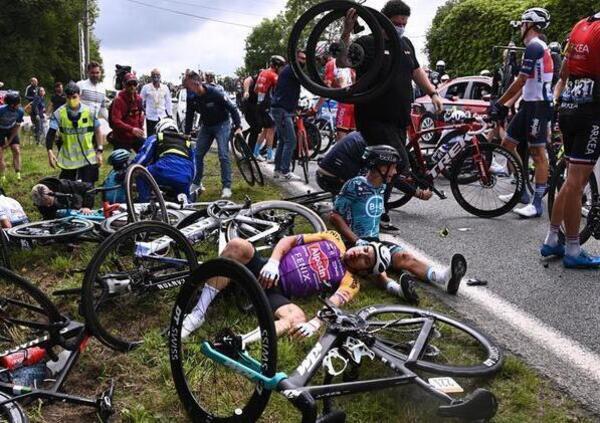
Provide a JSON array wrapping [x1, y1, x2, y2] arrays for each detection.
[[392, 251, 417, 268], [276, 304, 306, 331], [221, 238, 254, 263]]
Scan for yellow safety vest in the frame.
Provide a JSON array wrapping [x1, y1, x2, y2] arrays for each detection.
[[57, 105, 97, 170]]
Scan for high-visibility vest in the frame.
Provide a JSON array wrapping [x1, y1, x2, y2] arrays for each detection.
[[156, 132, 191, 159], [57, 105, 97, 169]]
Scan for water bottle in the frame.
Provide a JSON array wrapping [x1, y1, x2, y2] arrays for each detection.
[[0, 347, 46, 370]]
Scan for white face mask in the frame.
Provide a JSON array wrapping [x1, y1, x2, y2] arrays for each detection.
[[395, 26, 405, 39]]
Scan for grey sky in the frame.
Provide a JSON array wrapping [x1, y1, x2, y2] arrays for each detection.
[[95, 0, 446, 88]]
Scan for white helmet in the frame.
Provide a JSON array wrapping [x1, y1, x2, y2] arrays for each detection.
[[155, 117, 178, 134], [436, 60, 446, 67], [480, 69, 492, 77], [448, 109, 467, 123], [369, 242, 391, 275], [440, 74, 450, 82], [512, 7, 550, 29]]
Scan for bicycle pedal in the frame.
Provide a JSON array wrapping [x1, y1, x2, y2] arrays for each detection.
[[97, 380, 115, 422]]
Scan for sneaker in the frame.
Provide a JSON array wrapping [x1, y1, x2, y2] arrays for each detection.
[[540, 243, 565, 258], [221, 188, 232, 199], [181, 313, 205, 340], [282, 172, 301, 181], [267, 157, 275, 164], [563, 250, 600, 269], [399, 273, 419, 305], [446, 254, 467, 295], [273, 170, 282, 179], [255, 155, 266, 162], [514, 203, 542, 218], [379, 213, 399, 232], [489, 160, 508, 176], [499, 191, 531, 204]]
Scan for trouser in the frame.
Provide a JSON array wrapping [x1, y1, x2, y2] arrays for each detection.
[[271, 107, 296, 174], [146, 119, 159, 137], [59, 164, 99, 185], [194, 120, 231, 188]]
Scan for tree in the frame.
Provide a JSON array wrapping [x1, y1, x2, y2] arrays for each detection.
[[0, 0, 102, 91], [425, 0, 598, 77]]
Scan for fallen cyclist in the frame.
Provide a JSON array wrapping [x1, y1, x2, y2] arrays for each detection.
[[181, 231, 391, 340], [329, 145, 467, 302], [30, 177, 96, 219]]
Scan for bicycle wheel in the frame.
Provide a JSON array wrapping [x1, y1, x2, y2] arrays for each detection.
[[304, 119, 322, 159], [226, 201, 326, 251], [125, 164, 168, 224], [248, 151, 264, 187], [386, 152, 419, 210], [81, 221, 199, 351], [7, 218, 94, 241], [315, 118, 335, 154], [0, 392, 28, 423], [100, 210, 186, 235], [169, 258, 277, 422], [450, 143, 525, 218], [0, 231, 11, 270], [359, 304, 503, 377], [231, 134, 255, 186], [547, 159, 599, 245]]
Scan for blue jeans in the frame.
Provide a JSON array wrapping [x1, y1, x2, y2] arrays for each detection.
[[272, 107, 296, 174], [194, 121, 232, 188]]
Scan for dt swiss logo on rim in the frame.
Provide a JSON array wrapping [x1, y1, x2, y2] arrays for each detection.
[[307, 244, 330, 280]]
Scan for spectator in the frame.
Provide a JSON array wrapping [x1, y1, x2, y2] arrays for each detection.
[[46, 82, 103, 184], [24, 77, 38, 102], [49, 82, 66, 113], [77, 61, 108, 120], [0, 92, 24, 181], [183, 70, 242, 199], [270, 50, 306, 181], [241, 73, 261, 152], [31, 177, 95, 219], [0, 188, 28, 228], [140, 68, 172, 137], [109, 73, 145, 152], [31, 87, 47, 145], [204, 71, 225, 94]]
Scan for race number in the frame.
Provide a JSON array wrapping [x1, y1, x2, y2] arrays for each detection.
[[562, 78, 596, 104], [428, 377, 464, 394]]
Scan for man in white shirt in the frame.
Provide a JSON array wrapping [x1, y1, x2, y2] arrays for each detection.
[[77, 61, 108, 120], [0, 189, 29, 228], [140, 68, 172, 136]]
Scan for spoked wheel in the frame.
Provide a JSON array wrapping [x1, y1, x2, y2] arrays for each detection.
[[547, 159, 600, 245], [358, 304, 503, 377], [315, 118, 335, 154], [0, 392, 27, 423], [100, 210, 186, 235], [231, 133, 256, 186], [125, 164, 168, 224], [450, 143, 525, 218], [169, 259, 277, 422], [81, 221, 199, 351], [304, 119, 322, 159], [7, 218, 94, 242], [226, 201, 326, 252], [386, 152, 420, 210]]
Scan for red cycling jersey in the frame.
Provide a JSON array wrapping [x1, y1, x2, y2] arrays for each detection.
[[254, 68, 278, 103], [566, 15, 600, 78]]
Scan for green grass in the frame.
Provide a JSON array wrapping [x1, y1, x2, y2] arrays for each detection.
[[2, 143, 595, 422]]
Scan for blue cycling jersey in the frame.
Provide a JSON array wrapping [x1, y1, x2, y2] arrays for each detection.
[[0, 105, 24, 130], [334, 176, 385, 239]]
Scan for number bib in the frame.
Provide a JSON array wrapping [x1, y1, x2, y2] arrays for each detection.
[[561, 78, 598, 104]]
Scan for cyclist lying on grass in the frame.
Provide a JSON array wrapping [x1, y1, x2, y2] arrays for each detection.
[[181, 231, 391, 340], [0, 188, 29, 228], [31, 177, 96, 219], [329, 145, 467, 303]]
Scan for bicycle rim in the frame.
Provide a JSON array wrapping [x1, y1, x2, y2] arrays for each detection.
[[7, 218, 94, 241], [359, 304, 503, 377], [169, 259, 277, 422], [125, 164, 169, 224], [82, 221, 198, 351], [100, 210, 185, 235], [0, 392, 27, 423], [451, 143, 525, 218], [232, 135, 256, 186], [304, 120, 322, 159]]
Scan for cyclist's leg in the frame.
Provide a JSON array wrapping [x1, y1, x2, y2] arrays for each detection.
[[271, 301, 306, 336], [528, 103, 552, 212], [9, 136, 21, 177], [501, 105, 531, 203]]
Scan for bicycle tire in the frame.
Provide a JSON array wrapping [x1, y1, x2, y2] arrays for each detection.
[[359, 304, 503, 377], [125, 164, 168, 224], [450, 143, 525, 218], [248, 151, 264, 187], [304, 119, 322, 159], [169, 258, 277, 422], [231, 134, 256, 186], [547, 159, 598, 245], [385, 152, 419, 210], [7, 218, 94, 241], [0, 230, 11, 270], [81, 221, 199, 351], [315, 118, 335, 154], [0, 392, 28, 423], [100, 210, 186, 235]]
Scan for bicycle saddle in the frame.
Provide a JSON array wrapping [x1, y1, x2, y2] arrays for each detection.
[[437, 388, 498, 420]]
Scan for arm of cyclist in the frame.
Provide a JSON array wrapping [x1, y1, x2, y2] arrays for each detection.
[[329, 211, 360, 245], [242, 76, 253, 100], [553, 53, 570, 103], [258, 235, 298, 288]]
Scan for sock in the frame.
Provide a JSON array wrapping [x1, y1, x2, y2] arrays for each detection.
[[565, 235, 581, 257], [385, 279, 401, 296], [544, 224, 560, 247], [532, 183, 546, 211], [427, 266, 451, 286], [242, 327, 262, 347], [188, 284, 219, 322], [16, 172, 21, 180]]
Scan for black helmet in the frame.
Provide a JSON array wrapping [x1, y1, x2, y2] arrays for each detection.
[[4, 91, 20, 106], [362, 145, 401, 168], [269, 55, 286, 68], [64, 81, 80, 96], [548, 41, 561, 54]]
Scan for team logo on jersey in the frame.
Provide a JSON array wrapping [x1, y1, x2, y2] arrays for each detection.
[[307, 244, 330, 280], [365, 196, 384, 218]]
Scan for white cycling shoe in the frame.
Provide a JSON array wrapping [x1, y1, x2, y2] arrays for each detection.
[[181, 313, 205, 340], [221, 188, 232, 199], [513, 204, 542, 218]]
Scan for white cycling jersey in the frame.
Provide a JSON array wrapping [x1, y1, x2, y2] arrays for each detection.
[[520, 36, 554, 102], [0, 195, 28, 226]]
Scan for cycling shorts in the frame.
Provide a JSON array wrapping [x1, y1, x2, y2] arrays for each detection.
[[336, 103, 356, 131], [0, 129, 20, 146], [506, 101, 552, 148], [559, 113, 600, 165], [245, 249, 291, 313], [257, 103, 274, 129], [316, 170, 344, 196]]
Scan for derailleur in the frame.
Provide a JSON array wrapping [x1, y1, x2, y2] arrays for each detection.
[[97, 379, 115, 422]]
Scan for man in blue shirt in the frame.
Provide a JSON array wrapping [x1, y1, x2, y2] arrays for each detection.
[[271, 50, 306, 181], [0, 92, 24, 181], [183, 70, 242, 199]]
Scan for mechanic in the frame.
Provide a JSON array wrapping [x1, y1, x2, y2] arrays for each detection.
[[491, 8, 553, 218], [180, 230, 391, 340], [0, 92, 24, 182], [541, 11, 600, 268], [330, 145, 467, 302]]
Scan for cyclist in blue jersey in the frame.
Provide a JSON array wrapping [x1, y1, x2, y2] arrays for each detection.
[[102, 149, 129, 204], [330, 145, 467, 300], [490, 8, 553, 218], [0, 92, 24, 181], [132, 117, 196, 200]]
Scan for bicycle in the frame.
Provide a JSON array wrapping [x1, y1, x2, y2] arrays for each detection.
[[81, 199, 326, 351], [291, 109, 321, 184], [0, 266, 115, 422], [387, 115, 526, 218], [313, 99, 338, 155], [230, 132, 264, 187], [169, 259, 503, 422]]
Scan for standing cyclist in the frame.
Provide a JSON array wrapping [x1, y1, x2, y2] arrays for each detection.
[[541, 11, 600, 268], [0, 92, 24, 181]]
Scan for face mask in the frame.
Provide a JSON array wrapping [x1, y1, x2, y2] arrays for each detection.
[[67, 98, 80, 108], [395, 26, 405, 39], [152, 75, 160, 83]]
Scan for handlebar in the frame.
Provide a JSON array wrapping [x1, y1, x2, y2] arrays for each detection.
[[466, 116, 490, 137]]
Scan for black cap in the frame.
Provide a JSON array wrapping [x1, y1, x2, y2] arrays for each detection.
[[64, 81, 80, 96]]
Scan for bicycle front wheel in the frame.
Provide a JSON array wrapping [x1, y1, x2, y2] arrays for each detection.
[[169, 259, 277, 422], [450, 142, 525, 218], [360, 304, 503, 377], [125, 164, 168, 224], [7, 218, 94, 241], [231, 134, 256, 186], [0, 392, 28, 423]]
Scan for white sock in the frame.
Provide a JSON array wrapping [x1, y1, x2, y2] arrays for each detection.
[[565, 235, 581, 257], [544, 224, 560, 247], [188, 284, 219, 322], [385, 280, 401, 296], [427, 266, 451, 286], [242, 327, 262, 347]]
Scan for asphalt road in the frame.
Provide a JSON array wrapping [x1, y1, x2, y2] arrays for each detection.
[[262, 155, 600, 416]]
